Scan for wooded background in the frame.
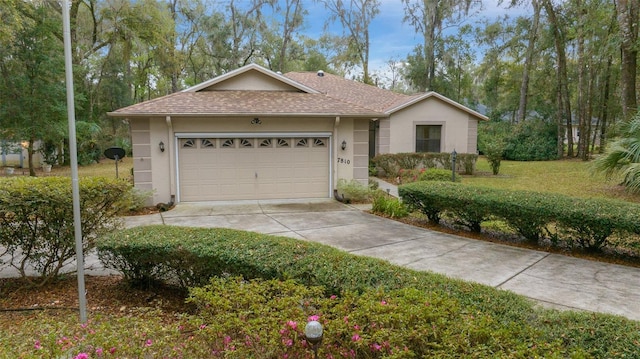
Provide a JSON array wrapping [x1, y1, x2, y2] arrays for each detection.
[[0, 0, 638, 167]]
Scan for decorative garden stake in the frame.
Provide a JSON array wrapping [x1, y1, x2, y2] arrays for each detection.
[[305, 321, 323, 359], [451, 149, 457, 182]]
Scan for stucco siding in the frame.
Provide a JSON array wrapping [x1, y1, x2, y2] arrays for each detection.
[[130, 118, 154, 205], [389, 98, 472, 153], [378, 119, 390, 154], [203, 71, 300, 91], [353, 118, 369, 185], [171, 117, 334, 133], [467, 116, 478, 153]]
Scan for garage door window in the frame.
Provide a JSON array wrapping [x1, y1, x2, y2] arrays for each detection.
[[221, 139, 235, 148], [259, 139, 273, 147], [296, 138, 308, 147], [181, 139, 196, 148], [240, 139, 253, 148], [201, 139, 215, 148], [313, 138, 326, 147], [277, 138, 290, 147]]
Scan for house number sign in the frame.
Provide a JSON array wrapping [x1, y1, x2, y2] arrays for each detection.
[[337, 157, 350, 164]]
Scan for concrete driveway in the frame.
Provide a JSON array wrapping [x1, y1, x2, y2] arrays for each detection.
[[123, 199, 640, 321]]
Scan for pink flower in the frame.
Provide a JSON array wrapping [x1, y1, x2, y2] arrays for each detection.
[[109, 347, 116, 354], [144, 339, 153, 347], [224, 335, 232, 344], [308, 315, 320, 322], [330, 295, 337, 300], [380, 300, 387, 305], [282, 338, 293, 347], [286, 320, 297, 330], [95, 347, 103, 356], [199, 324, 207, 330], [353, 324, 360, 330], [74, 353, 89, 359], [351, 334, 361, 342], [371, 343, 382, 351], [34, 341, 42, 350]]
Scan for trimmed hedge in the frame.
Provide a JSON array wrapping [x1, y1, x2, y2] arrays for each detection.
[[371, 152, 477, 177], [399, 181, 640, 250], [0, 176, 135, 284], [97, 226, 640, 357]]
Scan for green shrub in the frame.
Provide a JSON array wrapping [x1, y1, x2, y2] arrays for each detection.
[[504, 119, 558, 161], [479, 120, 558, 161], [484, 140, 506, 175], [371, 153, 477, 178], [371, 193, 409, 218], [419, 168, 459, 182], [187, 276, 568, 358], [96, 226, 640, 358], [336, 178, 371, 203], [399, 181, 640, 249], [0, 176, 134, 285]]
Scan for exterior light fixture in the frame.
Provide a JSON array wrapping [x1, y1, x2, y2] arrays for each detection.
[[341, 140, 347, 150], [159, 141, 165, 152], [305, 320, 323, 359]]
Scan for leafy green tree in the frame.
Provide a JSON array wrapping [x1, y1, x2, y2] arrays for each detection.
[[0, 3, 66, 175], [401, 0, 480, 92], [319, 0, 380, 84]]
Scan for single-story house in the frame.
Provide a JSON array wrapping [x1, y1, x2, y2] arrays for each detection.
[[108, 64, 487, 204]]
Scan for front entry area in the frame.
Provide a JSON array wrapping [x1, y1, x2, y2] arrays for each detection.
[[177, 136, 330, 201]]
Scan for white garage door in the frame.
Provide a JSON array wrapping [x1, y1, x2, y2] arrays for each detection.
[[178, 136, 330, 201]]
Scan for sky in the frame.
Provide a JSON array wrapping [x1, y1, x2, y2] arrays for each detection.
[[298, 0, 532, 76]]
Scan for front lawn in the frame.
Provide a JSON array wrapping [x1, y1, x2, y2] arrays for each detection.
[[466, 157, 640, 203]]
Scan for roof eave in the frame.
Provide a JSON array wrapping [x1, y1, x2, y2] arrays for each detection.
[[107, 112, 385, 118], [182, 64, 322, 94]]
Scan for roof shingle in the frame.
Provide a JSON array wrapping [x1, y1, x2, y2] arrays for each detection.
[[284, 71, 412, 113]]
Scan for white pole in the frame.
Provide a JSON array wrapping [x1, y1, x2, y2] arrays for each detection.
[[62, 0, 87, 323]]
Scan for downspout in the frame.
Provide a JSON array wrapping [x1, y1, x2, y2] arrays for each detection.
[[166, 116, 175, 206]]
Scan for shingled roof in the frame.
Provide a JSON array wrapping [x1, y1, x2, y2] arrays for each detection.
[[108, 64, 486, 120], [284, 71, 418, 113]]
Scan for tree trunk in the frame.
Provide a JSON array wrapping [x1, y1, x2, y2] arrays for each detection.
[[616, 0, 638, 121], [542, 0, 573, 157], [516, 0, 541, 123]]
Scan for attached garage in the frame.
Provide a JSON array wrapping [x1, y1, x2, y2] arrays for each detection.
[[177, 134, 331, 201]]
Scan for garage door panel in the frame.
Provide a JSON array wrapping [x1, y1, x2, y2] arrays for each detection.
[[179, 136, 329, 201]]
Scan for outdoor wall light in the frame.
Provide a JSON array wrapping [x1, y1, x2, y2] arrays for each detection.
[[159, 141, 165, 152], [305, 321, 323, 359], [341, 140, 347, 150]]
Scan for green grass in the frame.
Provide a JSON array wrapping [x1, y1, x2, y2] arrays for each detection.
[[3, 158, 134, 179], [466, 157, 640, 203]]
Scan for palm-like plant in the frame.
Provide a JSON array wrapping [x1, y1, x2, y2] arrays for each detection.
[[594, 112, 640, 193]]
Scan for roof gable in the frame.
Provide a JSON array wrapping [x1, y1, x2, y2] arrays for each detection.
[[386, 92, 489, 121], [184, 64, 320, 93]]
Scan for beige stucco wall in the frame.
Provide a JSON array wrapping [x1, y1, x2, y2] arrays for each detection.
[[203, 71, 300, 92], [171, 117, 334, 133], [387, 98, 478, 154]]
